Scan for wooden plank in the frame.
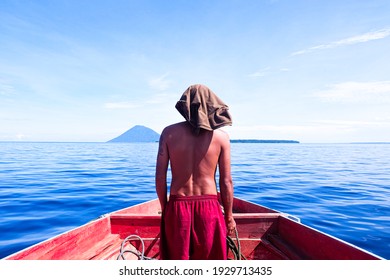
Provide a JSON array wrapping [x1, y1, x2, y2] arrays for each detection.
[[110, 213, 281, 219], [267, 234, 304, 259], [259, 238, 290, 260], [110, 214, 161, 220], [234, 213, 281, 219], [110, 215, 161, 238], [112, 199, 161, 215], [89, 236, 124, 260], [234, 214, 279, 239]]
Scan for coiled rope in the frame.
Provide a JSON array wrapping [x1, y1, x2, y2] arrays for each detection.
[[117, 235, 155, 260]]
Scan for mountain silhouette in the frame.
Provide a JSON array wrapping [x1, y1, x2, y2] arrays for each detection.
[[107, 125, 160, 142]]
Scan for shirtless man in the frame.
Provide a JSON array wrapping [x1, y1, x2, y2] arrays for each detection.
[[155, 84, 236, 260]]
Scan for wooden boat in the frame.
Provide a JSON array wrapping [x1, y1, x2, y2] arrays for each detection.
[[4, 196, 382, 260]]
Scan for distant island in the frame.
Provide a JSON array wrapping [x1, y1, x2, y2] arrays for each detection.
[[107, 125, 160, 143], [230, 139, 299, 143]]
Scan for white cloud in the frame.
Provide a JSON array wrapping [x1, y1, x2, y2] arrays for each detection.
[[291, 28, 390, 56], [312, 119, 390, 128], [0, 80, 16, 96], [148, 73, 172, 91], [313, 81, 390, 103], [104, 102, 140, 109], [248, 67, 291, 78], [248, 67, 271, 78]]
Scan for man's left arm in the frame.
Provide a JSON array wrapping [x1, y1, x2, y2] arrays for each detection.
[[218, 132, 236, 235]]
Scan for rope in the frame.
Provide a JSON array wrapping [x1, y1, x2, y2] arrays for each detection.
[[117, 235, 154, 260], [227, 228, 246, 260]]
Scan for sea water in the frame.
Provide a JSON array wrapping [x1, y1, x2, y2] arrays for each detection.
[[0, 142, 389, 259]]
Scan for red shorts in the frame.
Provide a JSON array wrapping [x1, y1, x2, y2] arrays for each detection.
[[160, 195, 227, 260]]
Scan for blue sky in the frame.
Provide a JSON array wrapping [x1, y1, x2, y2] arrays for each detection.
[[1, 0, 390, 143]]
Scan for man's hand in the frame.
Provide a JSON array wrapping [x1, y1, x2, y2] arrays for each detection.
[[225, 216, 236, 235]]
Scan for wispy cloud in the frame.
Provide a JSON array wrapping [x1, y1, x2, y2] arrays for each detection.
[[248, 67, 270, 78], [312, 119, 389, 127], [0, 79, 16, 96], [313, 81, 390, 103], [148, 73, 172, 91], [104, 102, 140, 109], [291, 28, 390, 56], [248, 67, 289, 78]]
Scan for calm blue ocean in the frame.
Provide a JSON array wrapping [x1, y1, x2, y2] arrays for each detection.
[[0, 142, 389, 259]]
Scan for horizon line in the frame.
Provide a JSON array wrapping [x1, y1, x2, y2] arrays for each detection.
[[1, 140, 390, 144]]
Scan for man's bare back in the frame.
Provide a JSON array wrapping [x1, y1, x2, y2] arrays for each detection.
[[155, 121, 235, 233], [158, 121, 229, 196]]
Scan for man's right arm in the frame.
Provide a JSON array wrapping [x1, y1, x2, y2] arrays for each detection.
[[155, 131, 169, 212]]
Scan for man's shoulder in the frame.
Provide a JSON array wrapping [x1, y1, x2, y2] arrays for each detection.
[[214, 129, 230, 139], [165, 121, 186, 128], [211, 129, 230, 148], [162, 122, 188, 134]]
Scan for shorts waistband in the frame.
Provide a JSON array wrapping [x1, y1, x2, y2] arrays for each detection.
[[169, 194, 218, 202]]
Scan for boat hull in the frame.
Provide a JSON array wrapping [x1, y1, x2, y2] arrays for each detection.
[[4, 197, 382, 260]]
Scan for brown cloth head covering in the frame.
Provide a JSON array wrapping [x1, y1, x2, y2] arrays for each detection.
[[175, 84, 232, 134]]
